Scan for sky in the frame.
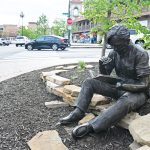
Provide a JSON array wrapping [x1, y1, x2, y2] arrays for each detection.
[[0, 0, 69, 27]]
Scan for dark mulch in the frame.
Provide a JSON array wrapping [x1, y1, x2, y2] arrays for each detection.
[[0, 62, 149, 150]]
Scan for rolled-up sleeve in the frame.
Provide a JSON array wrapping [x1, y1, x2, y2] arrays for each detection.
[[136, 51, 150, 77]]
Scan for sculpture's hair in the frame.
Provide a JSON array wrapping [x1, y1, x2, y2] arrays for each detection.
[[107, 24, 130, 44]]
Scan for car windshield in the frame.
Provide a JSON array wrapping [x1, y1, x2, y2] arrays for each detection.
[[129, 29, 137, 35], [16, 36, 24, 39]]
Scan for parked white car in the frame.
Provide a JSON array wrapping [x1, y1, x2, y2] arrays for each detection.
[[15, 36, 30, 47], [129, 29, 144, 46], [0, 38, 10, 46]]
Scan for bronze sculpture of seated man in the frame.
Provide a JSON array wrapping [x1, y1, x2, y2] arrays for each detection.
[[60, 25, 150, 139]]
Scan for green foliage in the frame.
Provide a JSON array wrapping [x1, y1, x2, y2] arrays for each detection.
[[18, 27, 38, 39], [78, 61, 87, 71], [83, 0, 150, 34], [143, 33, 150, 49], [83, 0, 150, 54], [51, 19, 67, 36], [37, 14, 49, 35]]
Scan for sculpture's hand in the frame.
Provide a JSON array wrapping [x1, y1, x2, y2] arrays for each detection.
[[116, 82, 122, 90], [99, 56, 112, 65]]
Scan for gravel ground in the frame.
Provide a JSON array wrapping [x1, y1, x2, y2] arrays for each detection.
[[0, 62, 149, 150]]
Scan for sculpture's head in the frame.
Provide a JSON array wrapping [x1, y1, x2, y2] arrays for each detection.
[[106, 25, 130, 55]]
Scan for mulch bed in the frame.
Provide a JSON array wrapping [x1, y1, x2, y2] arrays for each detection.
[[0, 62, 149, 150]]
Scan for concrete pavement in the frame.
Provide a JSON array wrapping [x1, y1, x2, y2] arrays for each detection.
[[0, 57, 98, 82]]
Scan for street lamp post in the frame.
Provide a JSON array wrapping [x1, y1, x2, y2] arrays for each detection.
[[20, 12, 24, 36], [68, 0, 71, 44]]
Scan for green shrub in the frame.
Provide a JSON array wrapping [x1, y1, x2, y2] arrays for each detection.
[[78, 61, 86, 72]]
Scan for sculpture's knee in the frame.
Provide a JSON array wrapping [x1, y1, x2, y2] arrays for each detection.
[[119, 92, 146, 111], [82, 78, 94, 87]]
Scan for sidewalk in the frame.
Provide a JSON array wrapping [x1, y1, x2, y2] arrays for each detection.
[[0, 57, 98, 82], [70, 43, 102, 48]]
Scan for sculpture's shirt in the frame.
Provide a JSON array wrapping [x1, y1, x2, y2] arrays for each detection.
[[105, 43, 150, 81]]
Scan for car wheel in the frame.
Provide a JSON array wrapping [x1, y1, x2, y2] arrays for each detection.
[[61, 47, 65, 50], [135, 40, 145, 46], [52, 44, 58, 51], [27, 45, 33, 51]]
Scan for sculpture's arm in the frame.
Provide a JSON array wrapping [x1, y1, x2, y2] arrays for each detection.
[[116, 77, 149, 92], [99, 51, 115, 75]]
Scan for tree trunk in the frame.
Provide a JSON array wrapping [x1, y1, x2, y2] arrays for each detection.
[[101, 34, 107, 57], [101, 10, 111, 57]]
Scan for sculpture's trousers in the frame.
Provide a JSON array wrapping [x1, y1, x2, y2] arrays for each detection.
[[75, 78, 147, 133]]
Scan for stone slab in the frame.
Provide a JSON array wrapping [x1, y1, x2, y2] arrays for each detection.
[[27, 130, 68, 150], [63, 85, 81, 97], [90, 94, 109, 107], [52, 87, 65, 97], [45, 101, 69, 108], [118, 112, 141, 129], [46, 75, 70, 85], [129, 141, 142, 150], [63, 65, 77, 70], [85, 65, 94, 69], [46, 81, 60, 93], [137, 145, 150, 150], [78, 113, 95, 125], [40, 70, 68, 82], [129, 114, 150, 146]]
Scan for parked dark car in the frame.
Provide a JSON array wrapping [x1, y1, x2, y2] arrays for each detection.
[[25, 35, 69, 51]]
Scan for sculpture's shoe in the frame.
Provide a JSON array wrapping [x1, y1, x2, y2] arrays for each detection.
[[60, 109, 84, 125], [72, 123, 93, 139]]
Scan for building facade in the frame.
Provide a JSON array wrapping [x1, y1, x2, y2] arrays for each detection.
[[0, 24, 18, 38], [70, 1, 150, 43], [28, 22, 37, 30]]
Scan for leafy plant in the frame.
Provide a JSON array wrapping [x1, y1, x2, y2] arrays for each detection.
[[51, 19, 67, 36], [78, 61, 87, 72]]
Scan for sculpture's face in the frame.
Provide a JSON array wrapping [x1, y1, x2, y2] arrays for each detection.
[[109, 36, 128, 55]]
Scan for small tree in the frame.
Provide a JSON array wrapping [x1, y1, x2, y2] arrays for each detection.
[[51, 19, 67, 36], [18, 27, 38, 39], [37, 14, 49, 35], [83, 0, 150, 56]]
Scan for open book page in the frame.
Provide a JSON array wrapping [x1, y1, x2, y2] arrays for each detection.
[[94, 74, 122, 84]]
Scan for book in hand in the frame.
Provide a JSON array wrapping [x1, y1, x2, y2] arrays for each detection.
[[94, 74, 122, 84]]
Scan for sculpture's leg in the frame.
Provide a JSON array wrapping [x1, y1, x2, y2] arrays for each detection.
[[90, 92, 147, 132], [60, 78, 119, 124], [75, 78, 119, 112]]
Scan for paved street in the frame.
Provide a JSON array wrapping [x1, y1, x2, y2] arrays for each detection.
[[0, 45, 105, 82], [1, 44, 149, 82]]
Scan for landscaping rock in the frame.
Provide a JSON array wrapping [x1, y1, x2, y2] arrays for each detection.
[[85, 65, 94, 69], [137, 145, 150, 150], [90, 94, 109, 107], [78, 113, 95, 125], [27, 130, 68, 150], [40, 70, 68, 82], [63, 85, 81, 96], [52, 87, 65, 97], [45, 101, 69, 108], [129, 141, 142, 150], [46, 75, 70, 85], [129, 114, 150, 146], [118, 112, 141, 129], [63, 65, 77, 70], [55, 66, 65, 69], [46, 81, 60, 93]]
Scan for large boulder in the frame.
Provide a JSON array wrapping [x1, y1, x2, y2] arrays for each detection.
[[129, 114, 150, 146]]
